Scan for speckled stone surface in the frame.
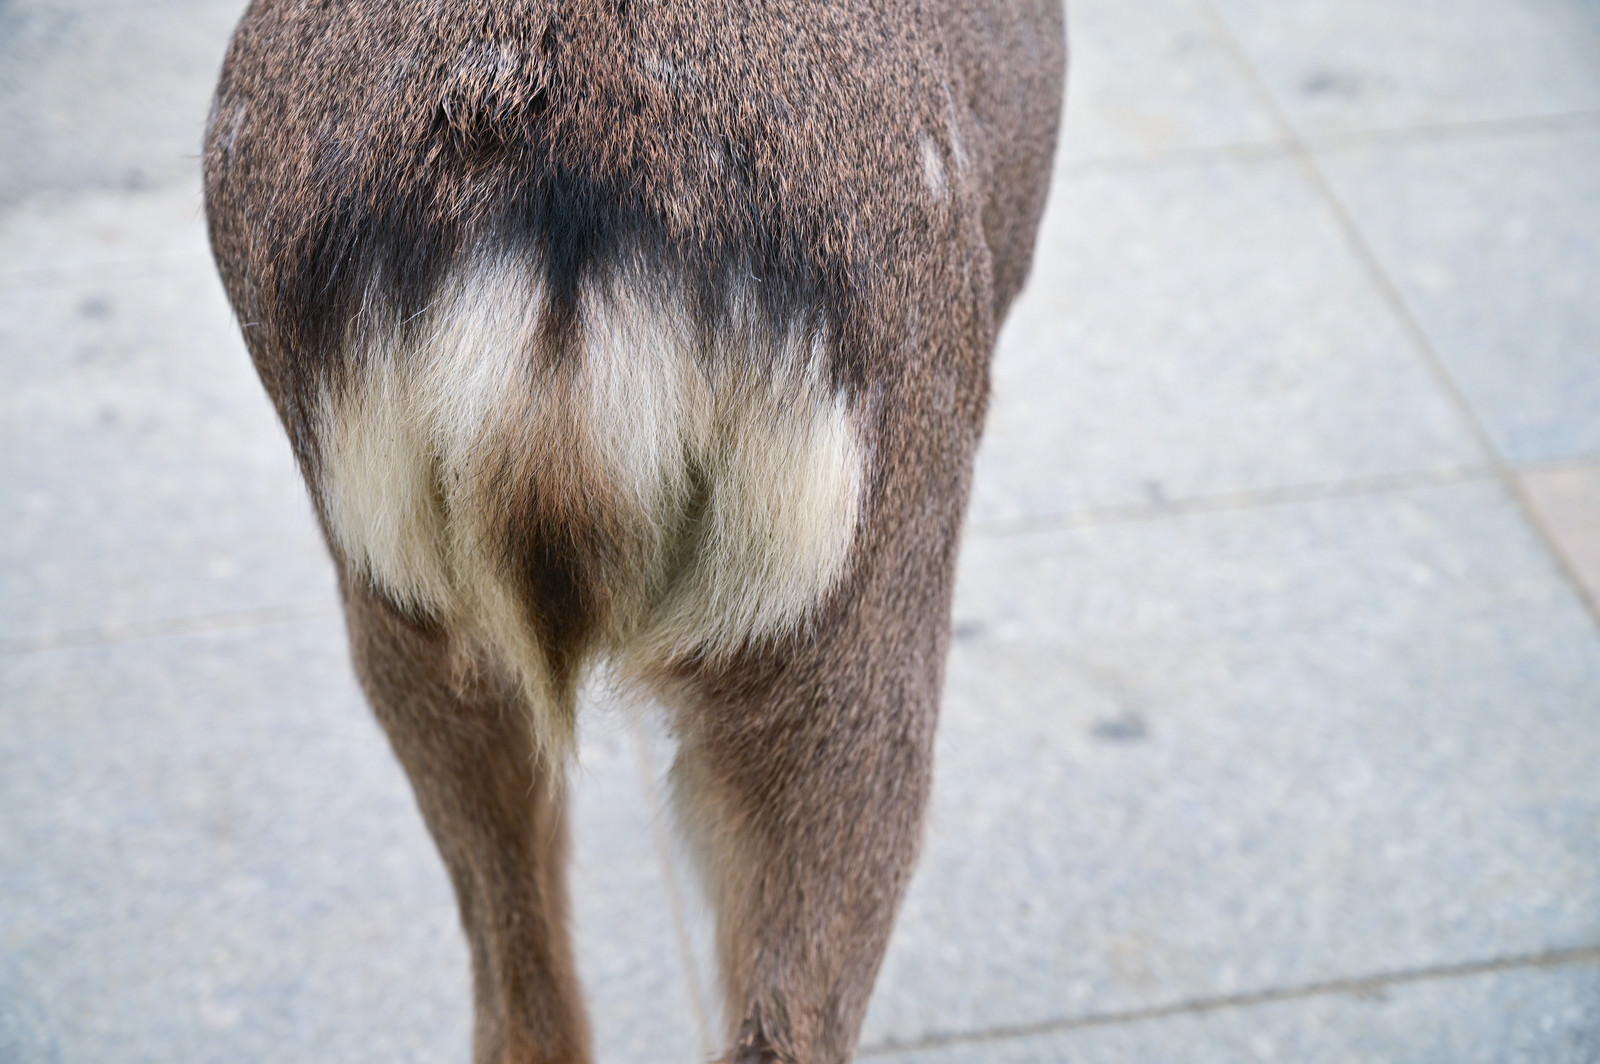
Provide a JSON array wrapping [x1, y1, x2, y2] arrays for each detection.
[[1054, 0, 1277, 163], [1315, 125, 1600, 464], [0, 0, 242, 205], [968, 155, 1485, 525], [1206, 0, 1600, 136], [863, 481, 1600, 1046], [0, 257, 334, 641]]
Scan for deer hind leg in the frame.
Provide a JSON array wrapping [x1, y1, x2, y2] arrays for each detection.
[[662, 554, 952, 1064], [342, 577, 592, 1064]]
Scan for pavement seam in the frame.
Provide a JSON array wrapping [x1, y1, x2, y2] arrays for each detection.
[[858, 944, 1600, 1056], [0, 600, 340, 656], [1305, 109, 1600, 152], [1515, 455, 1600, 476], [1186, 0, 1600, 637], [1051, 110, 1600, 180], [965, 464, 1496, 539], [1057, 138, 1292, 176]]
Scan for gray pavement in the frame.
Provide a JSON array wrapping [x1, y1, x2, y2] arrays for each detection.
[[2, 0, 1598, 1061]]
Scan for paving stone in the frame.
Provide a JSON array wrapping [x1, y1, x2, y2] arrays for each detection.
[[0, 0, 240, 206], [1208, 0, 1600, 136], [0, 620, 470, 1064], [1315, 124, 1600, 465], [1519, 462, 1600, 605], [974, 156, 1484, 525], [1058, 0, 1278, 164], [0, 181, 214, 282], [0, 619, 703, 1064], [0, 253, 333, 641], [863, 481, 1600, 1045], [868, 959, 1600, 1063]]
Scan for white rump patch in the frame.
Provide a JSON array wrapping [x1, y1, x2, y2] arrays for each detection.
[[316, 254, 865, 754]]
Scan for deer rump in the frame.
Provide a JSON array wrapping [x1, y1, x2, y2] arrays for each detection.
[[315, 255, 867, 754], [205, 0, 1062, 1060]]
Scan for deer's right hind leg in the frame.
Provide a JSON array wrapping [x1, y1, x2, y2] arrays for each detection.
[[342, 578, 592, 1064]]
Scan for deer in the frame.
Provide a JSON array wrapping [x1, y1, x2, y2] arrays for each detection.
[[203, 0, 1064, 1060]]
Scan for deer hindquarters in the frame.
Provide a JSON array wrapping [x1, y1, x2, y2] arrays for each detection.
[[202, 0, 1065, 1060]]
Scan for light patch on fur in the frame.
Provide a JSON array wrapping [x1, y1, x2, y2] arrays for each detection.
[[317, 254, 864, 757], [213, 102, 247, 159], [918, 130, 947, 200]]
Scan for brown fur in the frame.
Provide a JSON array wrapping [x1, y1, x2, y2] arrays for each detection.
[[204, 0, 1063, 1060]]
